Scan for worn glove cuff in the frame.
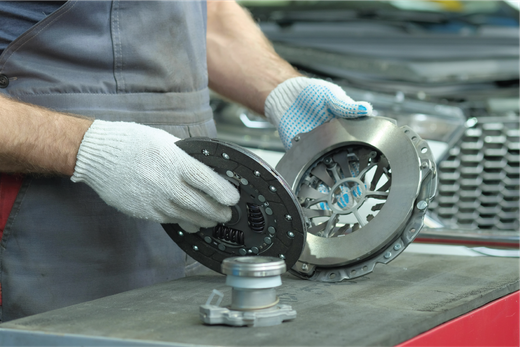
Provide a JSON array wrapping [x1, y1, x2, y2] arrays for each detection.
[[71, 120, 239, 227], [71, 120, 143, 190]]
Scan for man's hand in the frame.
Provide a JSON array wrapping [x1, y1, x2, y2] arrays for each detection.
[[71, 120, 240, 230], [206, 1, 302, 115], [205, 2, 372, 150], [0, 93, 238, 230], [0, 94, 92, 175], [265, 77, 373, 150]]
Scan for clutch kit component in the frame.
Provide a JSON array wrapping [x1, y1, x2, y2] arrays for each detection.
[[200, 257, 296, 327], [162, 138, 306, 274], [276, 117, 437, 282]]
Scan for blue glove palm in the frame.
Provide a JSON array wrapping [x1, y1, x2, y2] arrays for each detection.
[[265, 77, 372, 150]]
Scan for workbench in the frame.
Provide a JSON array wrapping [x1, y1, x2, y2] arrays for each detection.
[[0, 252, 518, 346]]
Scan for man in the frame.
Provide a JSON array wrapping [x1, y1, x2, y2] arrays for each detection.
[[0, 0, 371, 321]]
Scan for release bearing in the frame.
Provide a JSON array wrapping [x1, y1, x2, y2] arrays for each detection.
[[200, 256, 296, 327]]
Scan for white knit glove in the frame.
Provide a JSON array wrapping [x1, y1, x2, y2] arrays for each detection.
[[265, 77, 373, 150], [71, 120, 240, 232]]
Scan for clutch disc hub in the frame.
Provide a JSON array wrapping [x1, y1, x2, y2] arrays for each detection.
[[162, 138, 306, 274], [276, 117, 437, 282]]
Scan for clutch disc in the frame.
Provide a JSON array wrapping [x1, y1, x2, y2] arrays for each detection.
[[275, 117, 437, 282], [162, 138, 306, 274]]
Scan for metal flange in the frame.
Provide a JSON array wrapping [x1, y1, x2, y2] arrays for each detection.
[[162, 138, 306, 274], [275, 117, 437, 282], [200, 256, 296, 327]]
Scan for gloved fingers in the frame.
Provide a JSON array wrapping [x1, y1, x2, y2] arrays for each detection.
[[349, 161, 361, 177], [179, 155, 240, 207], [171, 184, 235, 223], [326, 97, 373, 118], [178, 221, 200, 233], [159, 202, 224, 229], [314, 79, 355, 103], [337, 187, 355, 209]]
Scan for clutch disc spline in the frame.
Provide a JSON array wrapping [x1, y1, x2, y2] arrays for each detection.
[[162, 138, 306, 274], [275, 117, 437, 282]]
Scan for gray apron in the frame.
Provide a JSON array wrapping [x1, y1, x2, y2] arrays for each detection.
[[0, 0, 214, 321]]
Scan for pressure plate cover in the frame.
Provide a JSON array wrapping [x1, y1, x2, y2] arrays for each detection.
[[275, 117, 437, 282], [162, 138, 306, 274]]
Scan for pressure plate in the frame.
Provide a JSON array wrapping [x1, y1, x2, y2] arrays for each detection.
[[162, 138, 306, 274], [275, 117, 437, 282]]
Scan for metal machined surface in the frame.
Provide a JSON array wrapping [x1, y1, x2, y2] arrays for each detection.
[[230, 288, 278, 310], [276, 117, 437, 281], [162, 138, 306, 274], [221, 256, 286, 277]]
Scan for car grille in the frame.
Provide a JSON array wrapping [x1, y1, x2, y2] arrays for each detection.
[[429, 113, 520, 231]]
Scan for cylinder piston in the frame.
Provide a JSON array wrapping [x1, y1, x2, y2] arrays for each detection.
[[200, 256, 296, 327], [222, 256, 285, 311]]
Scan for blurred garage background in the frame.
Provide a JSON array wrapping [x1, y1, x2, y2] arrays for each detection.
[[211, 0, 519, 253]]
